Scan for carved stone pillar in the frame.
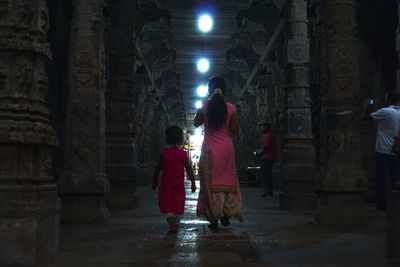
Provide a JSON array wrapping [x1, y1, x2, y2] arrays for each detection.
[[388, 183, 400, 266], [397, 0, 400, 92], [280, 0, 316, 210], [316, 0, 368, 227], [388, 5, 400, 264], [105, 0, 138, 209], [58, 0, 109, 223], [0, 0, 59, 265]]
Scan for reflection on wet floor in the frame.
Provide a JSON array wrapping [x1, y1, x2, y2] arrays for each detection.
[[44, 181, 386, 267]]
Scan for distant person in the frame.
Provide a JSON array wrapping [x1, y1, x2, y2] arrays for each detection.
[[194, 76, 243, 230], [366, 91, 400, 210], [258, 122, 277, 197], [152, 126, 196, 233]]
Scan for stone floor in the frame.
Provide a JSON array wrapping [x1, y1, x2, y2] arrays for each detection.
[[43, 181, 387, 267]]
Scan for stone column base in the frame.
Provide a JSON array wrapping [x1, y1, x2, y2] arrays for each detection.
[[316, 192, 367, 228], [279, 192, 317, 210], [60, 195, 109, 224], [387, 189, 400, 262], [0, 215, 59, 266], [107, 181, 139, 209], [0, 198, 60, 266]]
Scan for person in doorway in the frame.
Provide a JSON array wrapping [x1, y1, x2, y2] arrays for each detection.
[[194, 76, 243, 230], [259, 121, 277, 197], [366, 91, 400, 210], [152, 126, 196, 233]]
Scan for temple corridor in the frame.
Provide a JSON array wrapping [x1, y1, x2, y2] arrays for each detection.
[[1, 0, 400, 266], [42, 182, 385, 267]]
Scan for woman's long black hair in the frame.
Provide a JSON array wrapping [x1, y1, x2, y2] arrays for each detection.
[[207, 76, 227, 129]]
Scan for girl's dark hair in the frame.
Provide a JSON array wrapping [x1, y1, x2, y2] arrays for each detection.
[[165, 126, 183, 145], [207, 76, 227, 129]]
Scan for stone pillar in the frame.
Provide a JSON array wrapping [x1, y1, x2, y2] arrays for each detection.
[[105, 1, 138, 209], [388, 183, 400, 266], [388, 3, 400, 264], [0, 1, 59, 265], [280, 0, 316, 210], [397, 0, 400, 92], [316, 0, 368, 227], [58, 0, 109, 223]]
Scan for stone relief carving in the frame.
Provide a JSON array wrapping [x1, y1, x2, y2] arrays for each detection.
[[0, 0, 9, 23], [0, 148, 16, 176], [14, 58, 34, 94], [72, 47, 97, 86], [287, 110, 312, 136], [0, 0, 58, 260], [336, 47, 353, 73], [39, 3, 50, 33], [16, 0, 36, 27], [37, 67, 48, 101], [287, 40, 310, 64], [0, 64, 7, 91]]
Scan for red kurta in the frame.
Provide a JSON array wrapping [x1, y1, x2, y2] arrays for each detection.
[[158, 146, 187, 215], [261, 132, 277, 161]]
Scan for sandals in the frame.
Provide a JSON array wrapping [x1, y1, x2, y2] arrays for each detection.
[[220, 216, 231, 227], [208, 219, 219, 230]]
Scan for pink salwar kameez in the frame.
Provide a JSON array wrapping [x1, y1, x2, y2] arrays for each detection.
[[196, 101, 243, 222]]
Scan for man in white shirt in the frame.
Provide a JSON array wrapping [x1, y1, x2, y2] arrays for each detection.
[[370, 91, 400, 210]]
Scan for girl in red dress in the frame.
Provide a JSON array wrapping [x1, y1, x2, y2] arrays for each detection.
[[152, 126, 196, 233]]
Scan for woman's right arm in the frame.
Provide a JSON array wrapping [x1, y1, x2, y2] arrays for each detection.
[[194, 109, 204, 127], [229, 111, 239, 134]]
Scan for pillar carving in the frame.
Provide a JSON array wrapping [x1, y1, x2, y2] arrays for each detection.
[[0, 0, 59, 265], [280, 0, 316, 210], [58, 0, 109, 223], [316, 0, 367, 227], [105, 0, 138, 209]]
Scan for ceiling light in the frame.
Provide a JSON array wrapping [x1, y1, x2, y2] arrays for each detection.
[[195, 100, 203, 109], [198, 14, 213, 33], [197, 58, 210, 73], [196, 85, 208, 97]]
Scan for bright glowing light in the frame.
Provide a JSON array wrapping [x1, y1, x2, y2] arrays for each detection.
[[198, 14, 213, 33], [195, 128, 203, 136], [195, 100, 203, 109], [196, 85, 208, 97], [197, 58, 210, 73]]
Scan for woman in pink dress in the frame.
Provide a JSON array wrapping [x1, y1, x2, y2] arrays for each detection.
[[152, 126, 196, 233], [194, 76, 243, 230]]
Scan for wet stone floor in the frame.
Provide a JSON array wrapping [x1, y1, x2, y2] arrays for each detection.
[[44, 181, 386, 267]]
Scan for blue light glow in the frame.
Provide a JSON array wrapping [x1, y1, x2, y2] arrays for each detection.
[[197, 58, 210, 73], [196, 85, 208, 97], [198, 14, 213, 33], [195, 100, 203, 109]]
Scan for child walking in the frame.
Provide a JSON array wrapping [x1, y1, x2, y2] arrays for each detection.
[[152, 126, 196, 233]]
